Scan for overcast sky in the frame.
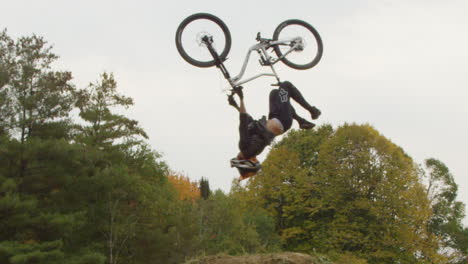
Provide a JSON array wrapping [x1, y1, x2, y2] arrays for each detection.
[[3, 0, 467, 225]]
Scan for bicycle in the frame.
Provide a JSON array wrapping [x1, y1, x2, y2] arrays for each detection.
[[175, 13, 323, 89]]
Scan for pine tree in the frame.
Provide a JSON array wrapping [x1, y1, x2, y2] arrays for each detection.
[[74, 72, 147, 148], [0, 29, 74, 143], [74, 72, 177, 264], [0, 29, 99, 264], [1, 30, 175, 264], [0, 29, 14, 136], [199, 177, 210, 200]]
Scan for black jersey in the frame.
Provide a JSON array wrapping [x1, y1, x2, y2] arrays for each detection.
[[238, 113, 275, 159]]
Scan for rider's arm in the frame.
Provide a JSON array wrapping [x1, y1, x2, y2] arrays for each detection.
[[239, 98, 246, 113], [228, 95, 240, 112], [228, 86, 246, 113]]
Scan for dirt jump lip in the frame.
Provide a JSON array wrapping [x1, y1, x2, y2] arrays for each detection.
[[185, 252, 319, 264]]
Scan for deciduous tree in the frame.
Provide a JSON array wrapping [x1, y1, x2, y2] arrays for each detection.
[[167, 172, 200, 201], [246, 124, 446, 263], [422, 158, 467, 263]]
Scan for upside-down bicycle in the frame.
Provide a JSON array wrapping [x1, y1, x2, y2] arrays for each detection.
[[175, 13, 323, 89]]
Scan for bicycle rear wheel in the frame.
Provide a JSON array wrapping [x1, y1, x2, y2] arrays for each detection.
[[175, 13, 232, 68], [272, 19, 323, 70]]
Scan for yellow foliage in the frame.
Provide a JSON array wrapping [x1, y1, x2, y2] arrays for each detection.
[[167, 172, 200, 201]]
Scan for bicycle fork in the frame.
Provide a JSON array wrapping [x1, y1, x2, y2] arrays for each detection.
[[202, 36, 233, 86]]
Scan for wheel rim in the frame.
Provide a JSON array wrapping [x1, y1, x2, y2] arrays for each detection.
[[274, 21, 323, 69], [176, 14, 231, 67]]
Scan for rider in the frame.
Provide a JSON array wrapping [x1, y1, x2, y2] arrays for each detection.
[[229, 81, 321, 177]]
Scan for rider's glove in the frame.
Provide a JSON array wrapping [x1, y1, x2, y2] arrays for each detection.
[[228, 94, 239, 109], [233, 86, 244, 99]]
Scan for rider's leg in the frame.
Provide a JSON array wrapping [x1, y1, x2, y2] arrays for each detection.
[[280, 81, 321, 120], [290, 105, 315, 129], [268, 89, 293, 131]]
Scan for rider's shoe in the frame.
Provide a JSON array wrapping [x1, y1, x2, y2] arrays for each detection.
[[310, 106, 321, 120], [231, 157, 261, 180], [299, 120, 316, 130], [230, 157, 261, 170]]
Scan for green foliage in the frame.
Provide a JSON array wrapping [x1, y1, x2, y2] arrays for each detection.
[[74, 72, 147, 149], [0, 28, 283, 264], [195, 191, 241, 255], [0, 29, 74, 142], [68, 252, 106, 264], [245, 124, 448, 263], [0, 30, 175, 264], [71, 73, 174, 264], [0, 30, 15, 134], [199, 177, 210, 200], [0, 240, 64, 264], [0, 138, 87, 264], [422, 158, 467, 263]]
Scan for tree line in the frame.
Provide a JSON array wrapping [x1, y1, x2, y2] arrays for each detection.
[[0, 29, 279, 264], [0, 30, 466, 264]]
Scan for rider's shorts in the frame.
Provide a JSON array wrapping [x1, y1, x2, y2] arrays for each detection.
[[268, 87, 293, 131]]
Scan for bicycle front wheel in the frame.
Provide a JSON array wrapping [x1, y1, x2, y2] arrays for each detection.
[[272, 19, 323, 70], [175, 13, 232, 68]]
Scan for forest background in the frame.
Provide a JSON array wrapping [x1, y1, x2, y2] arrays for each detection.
[[0, 30, 467, 264], [3, 0, 468, 212]]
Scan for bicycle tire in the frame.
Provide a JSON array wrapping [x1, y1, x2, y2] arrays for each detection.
[[272, 19, 323, 70], [175, 13, 232, 68]]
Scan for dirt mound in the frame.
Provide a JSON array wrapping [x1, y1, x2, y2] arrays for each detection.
[[186, 252, 320, 264]]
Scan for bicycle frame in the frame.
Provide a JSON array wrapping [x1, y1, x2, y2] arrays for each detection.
[[204, 36, 304, 89]]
